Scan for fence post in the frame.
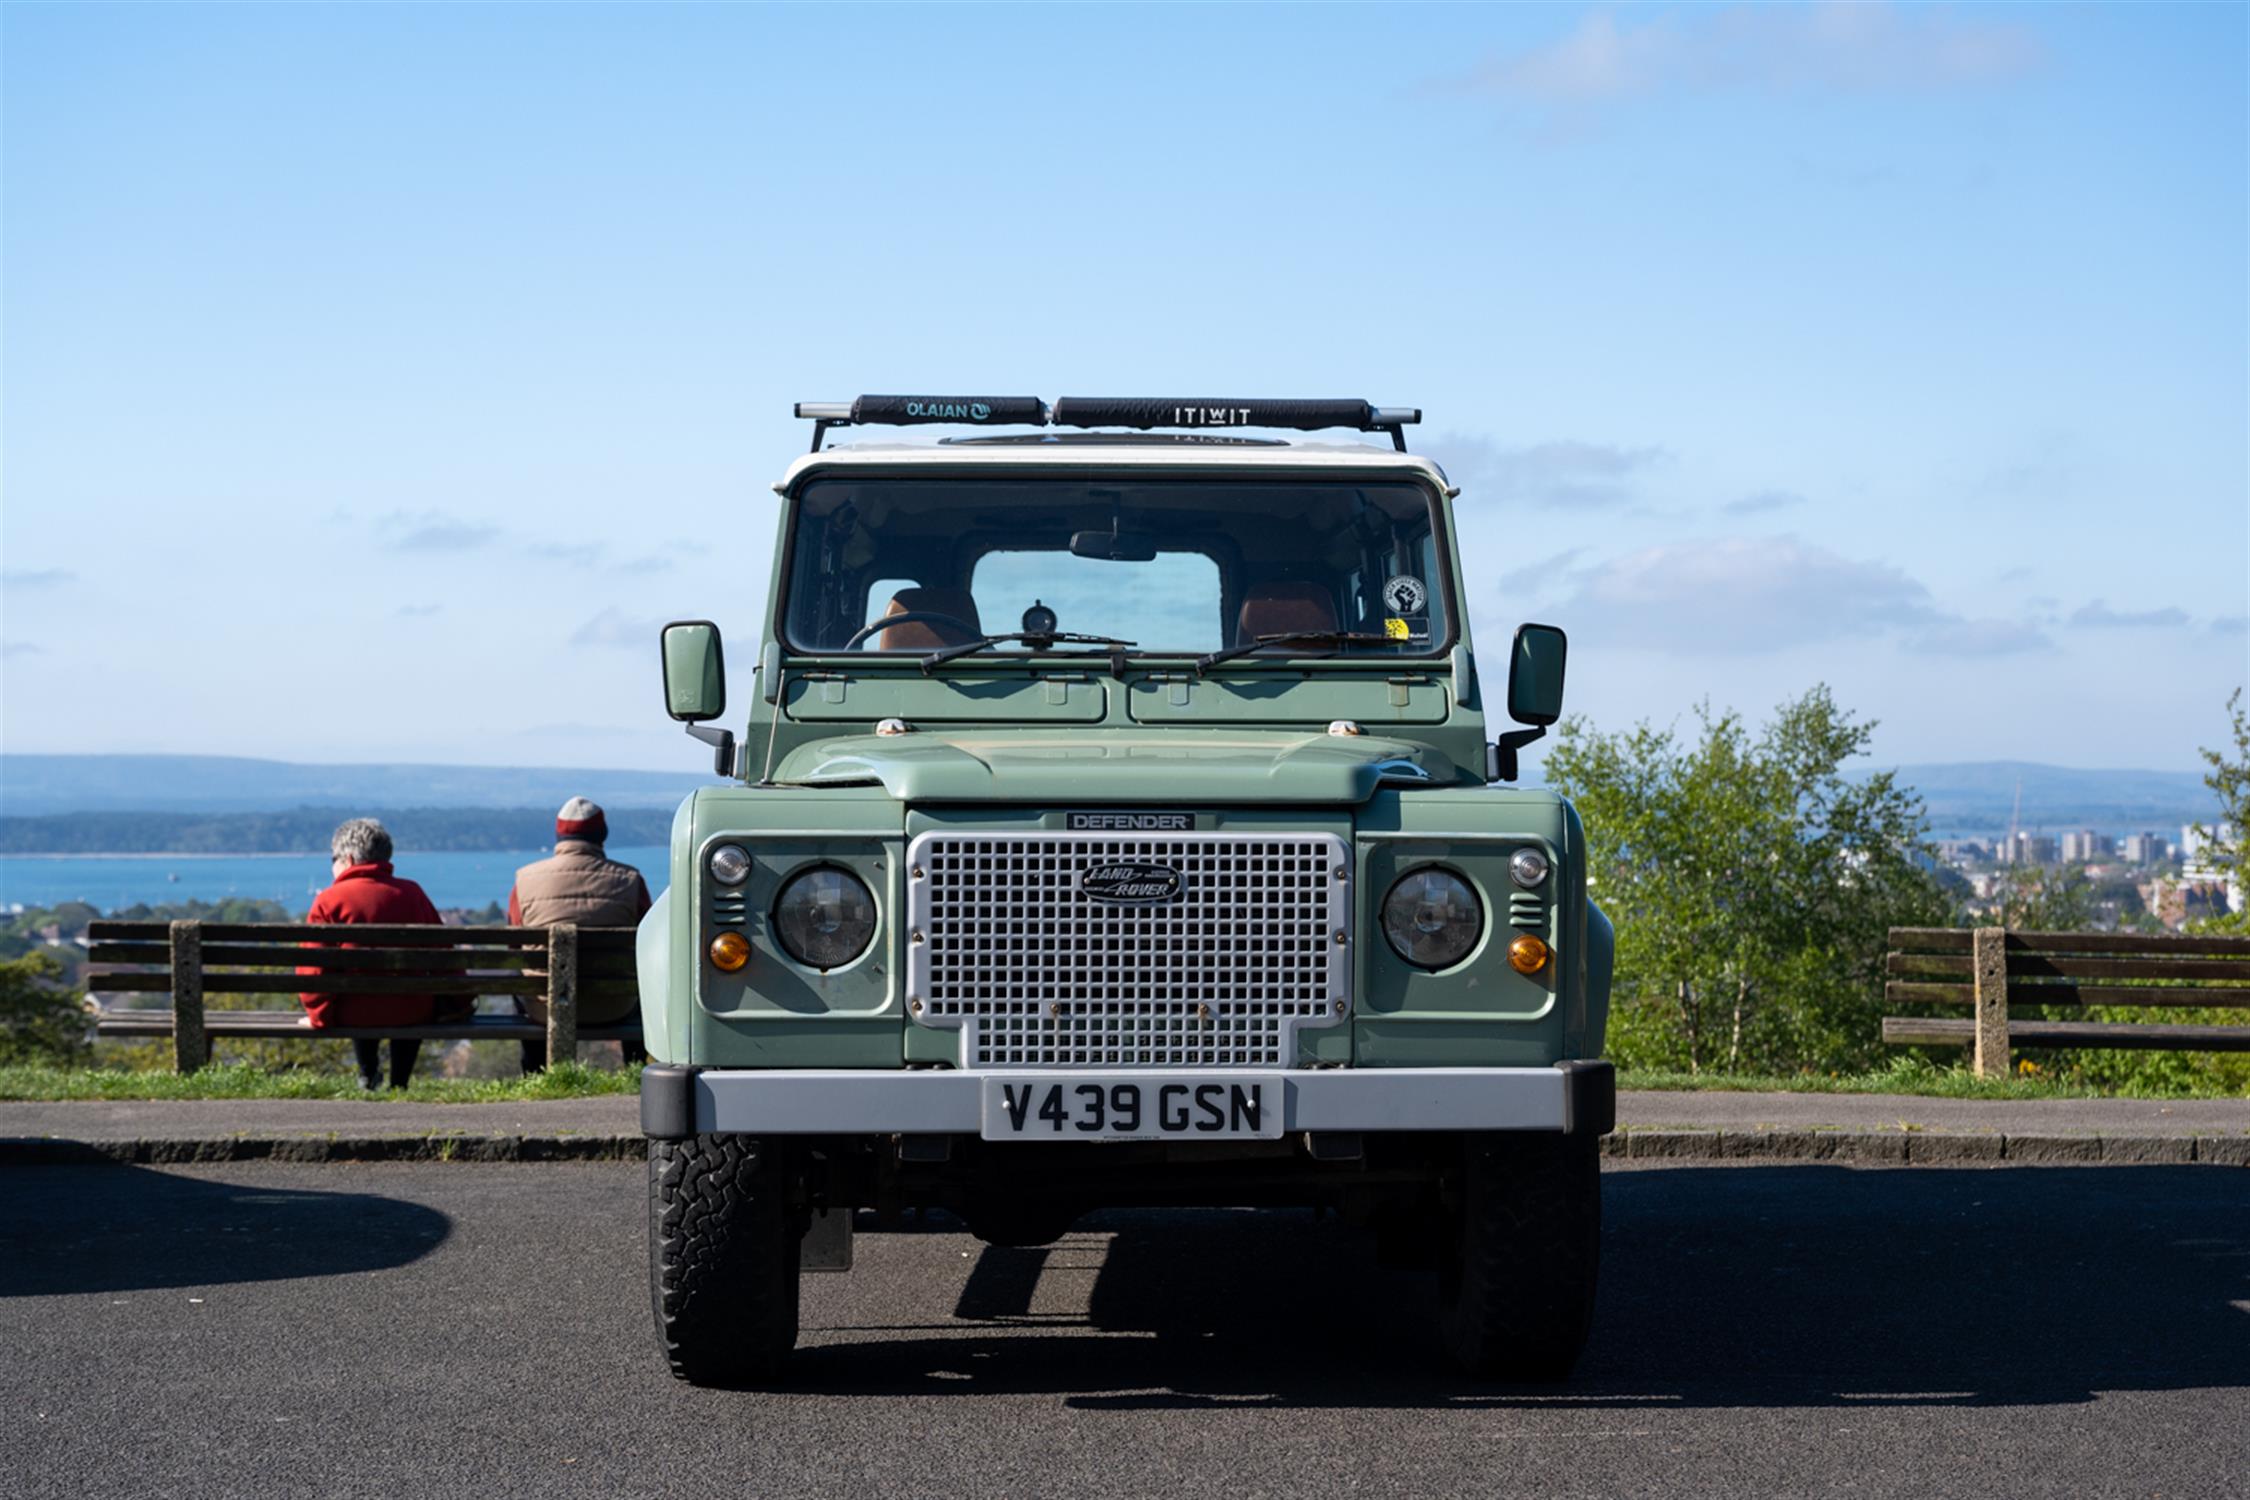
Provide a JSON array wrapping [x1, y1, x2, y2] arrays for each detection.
[[546, 922, 579, 1069], [170, 919, 206, 1075], [1972, 924, 2009, 1079]]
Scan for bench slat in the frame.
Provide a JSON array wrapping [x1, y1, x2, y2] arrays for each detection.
[[91, 1009, 642, 1042], [1886, 980, 2250, 1009], [1886, 928, 2250, 959], [1882, 1016, 2250, 1051], [2000, 930, 2250, 958], [87, 921, 636, 949], [88, 942, 634, 976], [89, 972, 640, 998], [1886, 952, 2250, 983], [2003, 983, 2250, 1009], [1885, 927, 1974, 954], [1884, 980, 1974, 1004]]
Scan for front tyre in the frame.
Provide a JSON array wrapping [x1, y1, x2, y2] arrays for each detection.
[[1436, 1132, 1601, 1380], [649, 1134, 800, 1385]]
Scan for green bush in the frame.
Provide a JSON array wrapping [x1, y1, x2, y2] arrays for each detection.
[[0, 952, 91, 1067]]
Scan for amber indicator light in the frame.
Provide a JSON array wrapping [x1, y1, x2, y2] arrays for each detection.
[[708, 931, 751, 972], [1507, 935, 1549, 975]]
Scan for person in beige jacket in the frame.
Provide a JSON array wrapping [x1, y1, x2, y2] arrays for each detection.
[[507, 797, 652, 1072]]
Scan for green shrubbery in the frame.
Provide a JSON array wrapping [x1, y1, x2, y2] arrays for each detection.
[[0, 952, 90, 1067], [1547, 684, 2248, 1095], [1548, 686, 1948, 1076]]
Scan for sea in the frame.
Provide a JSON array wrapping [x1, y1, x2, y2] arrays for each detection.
[[0, 846, 672, 916]]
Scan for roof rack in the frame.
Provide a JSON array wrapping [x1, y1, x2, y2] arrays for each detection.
[[792, 396, 1422, 452]]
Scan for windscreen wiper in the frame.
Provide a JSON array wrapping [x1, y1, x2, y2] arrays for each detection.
[[1194, 630, 1395, 677], [919, 631, 1137, 675]]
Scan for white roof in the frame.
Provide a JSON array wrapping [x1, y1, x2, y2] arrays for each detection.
[[775, 437, 1457, 497]]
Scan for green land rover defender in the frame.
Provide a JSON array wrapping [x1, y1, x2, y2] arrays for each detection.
[[636, 396, 1615, 1384]]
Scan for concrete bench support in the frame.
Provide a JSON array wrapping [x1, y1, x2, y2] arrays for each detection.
[[171, 919, 207, 1076], [546, 922, 578, 1068], [1972, 925, 2009, 1080]]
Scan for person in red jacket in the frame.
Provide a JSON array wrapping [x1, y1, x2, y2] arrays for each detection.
[[300, 817, 443, 1090]]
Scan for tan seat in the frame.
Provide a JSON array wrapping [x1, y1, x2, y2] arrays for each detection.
[[879, 587, 984, 650], [1235, 581, 1337, 645]]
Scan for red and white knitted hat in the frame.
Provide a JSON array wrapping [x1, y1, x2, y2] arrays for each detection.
[[556, 797, 608, 843]]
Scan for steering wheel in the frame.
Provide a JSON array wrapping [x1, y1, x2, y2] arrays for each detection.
[[842, 610, 979, 650]]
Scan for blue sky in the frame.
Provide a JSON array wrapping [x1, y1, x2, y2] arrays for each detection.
[[3, 2, 2243, 774]]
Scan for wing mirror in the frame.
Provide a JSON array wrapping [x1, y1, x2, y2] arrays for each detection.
[[660, 620, 736, 775], [1488, 623, 1567, 783], [1507, 623, 1567, 726]]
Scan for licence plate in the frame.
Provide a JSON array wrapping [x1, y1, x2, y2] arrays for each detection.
[[980, 1076, 1284, 1142]]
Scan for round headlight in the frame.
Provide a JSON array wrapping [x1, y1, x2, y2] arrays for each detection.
[[708, 843, 751, 887], [772, 866, 876, 971], [1381, 867, 1483, 970], [1509, 848, 1549, 889]]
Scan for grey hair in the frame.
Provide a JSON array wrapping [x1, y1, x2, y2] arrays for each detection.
[[331, 818, 393, 866]]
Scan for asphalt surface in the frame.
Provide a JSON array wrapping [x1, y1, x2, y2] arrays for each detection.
[[5, 1160, 2246, 1499]]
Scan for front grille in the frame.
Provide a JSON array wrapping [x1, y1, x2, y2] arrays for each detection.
[[905, 830, 1350, 1068]]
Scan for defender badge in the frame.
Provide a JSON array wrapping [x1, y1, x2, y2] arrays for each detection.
[[1081, 862, 1184, 904], [1067, 811, 1191, 831]]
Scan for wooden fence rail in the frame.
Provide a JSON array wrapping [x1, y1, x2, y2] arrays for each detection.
[[1882, 925, 2250, 1078], [84, 919, 641, 1074]]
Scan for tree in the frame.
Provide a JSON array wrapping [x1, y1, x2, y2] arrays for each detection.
[[2190, 687, 2249, 935], [1543, 685, 1948, 1074], [0, 952, 90, 1067]]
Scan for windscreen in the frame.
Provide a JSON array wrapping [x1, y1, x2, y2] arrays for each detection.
[[782, 477, 1452, 661]]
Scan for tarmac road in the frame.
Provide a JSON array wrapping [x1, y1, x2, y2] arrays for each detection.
[[4, 1159, 2246, 1499]]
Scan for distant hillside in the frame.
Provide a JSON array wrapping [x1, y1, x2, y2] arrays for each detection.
[[0, 806, 679, 855], [0, 753, 2221, 848], [1887, 762, 2218, 838], [0, 754, 711, 816]]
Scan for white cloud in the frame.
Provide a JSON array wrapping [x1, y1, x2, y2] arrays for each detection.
[[1553, 536, 1928, 652], [1497, 548, 1588, 596], [1904, 617, 2051, 657], [1448, 3, 2045, 112], [570, 608, 666, 651], [1, 641, 43, 659], [1721, 489, 1806, 516], [1, 568, 74, 590], [1431, 435, 1666, 508], [382, 512, 499, 554], [528, 542, 605, 567], [2070, 599, 2193, 630]]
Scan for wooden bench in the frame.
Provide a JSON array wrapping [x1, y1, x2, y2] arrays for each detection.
[[85, 919, 641, 1073], [1882, 926, 2250, 1078]]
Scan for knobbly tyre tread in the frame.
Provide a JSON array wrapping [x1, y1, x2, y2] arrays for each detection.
[[649, 1133, 801, 1385], [1437, 1132, 1601, 1380]]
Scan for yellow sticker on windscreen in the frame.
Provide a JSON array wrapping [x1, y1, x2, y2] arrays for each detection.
[[1384, 617, 1411, 640]]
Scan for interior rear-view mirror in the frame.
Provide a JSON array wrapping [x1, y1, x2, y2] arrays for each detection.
[[1068, 528, 1159, 562]]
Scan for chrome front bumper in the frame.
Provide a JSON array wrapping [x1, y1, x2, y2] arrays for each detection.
[[640, 1062, 1614, 1138]]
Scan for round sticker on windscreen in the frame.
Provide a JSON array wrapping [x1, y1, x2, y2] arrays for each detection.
[[1381, 575, 1428, 615]]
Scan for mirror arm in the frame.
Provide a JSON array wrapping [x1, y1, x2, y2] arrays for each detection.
[[1489, 726, 1545, 783], [684, 723, 737, 778]]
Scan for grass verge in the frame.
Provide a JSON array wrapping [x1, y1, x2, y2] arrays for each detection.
[[1618, 1060, 2247, 1101], [5, 1057, 2242, 1103], [0, 1060, 640, 1103]]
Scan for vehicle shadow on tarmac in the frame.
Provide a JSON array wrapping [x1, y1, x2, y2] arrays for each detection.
[[0, 1165, 451, 1297], [786, 1164, 2250, 1410]]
